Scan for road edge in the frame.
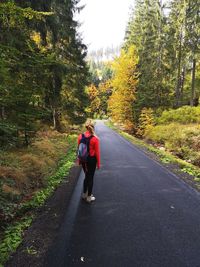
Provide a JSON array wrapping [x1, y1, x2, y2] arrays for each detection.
[[5, 164, 82, 267], [105, 121, 200, 195]]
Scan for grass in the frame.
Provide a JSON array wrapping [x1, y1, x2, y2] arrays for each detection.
[[0, 130, 76, 225], [0, 216, 34, 266], [106, 120, 200, 183], [0, 134, 78, 266]]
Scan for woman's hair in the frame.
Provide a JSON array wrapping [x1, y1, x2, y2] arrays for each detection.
[[85, 120, 95, 135]]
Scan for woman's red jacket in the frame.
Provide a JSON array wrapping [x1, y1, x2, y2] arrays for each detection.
[[78, 131, 100, 169]]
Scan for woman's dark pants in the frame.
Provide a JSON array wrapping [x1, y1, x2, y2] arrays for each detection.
[[82, 156, 97, 196]]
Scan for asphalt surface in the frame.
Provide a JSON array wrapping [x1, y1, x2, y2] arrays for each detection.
[[45, 121, 200, 267]]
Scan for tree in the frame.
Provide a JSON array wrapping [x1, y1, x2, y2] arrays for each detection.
[[166, 0, 200, 107], [124, 0, 200, 112], [0, 0, 89, 146], [166, 0, 188, 107], [108, 46, 138, 131], [0, 1, 51, 145], [125, 0, 170, 115], [136, 108, 155, 137], [185, 0, 200, 106]]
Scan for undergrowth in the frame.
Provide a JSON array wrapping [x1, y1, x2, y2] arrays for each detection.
[[0, 134, 77, 266]]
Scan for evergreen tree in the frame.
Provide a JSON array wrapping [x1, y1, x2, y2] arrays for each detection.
[[0, 0, 89, 146], [185, 0, 200, 106], [124, 0, 200, 111], [125, 0, 170, 115], [0, 1, 50, 145], [166, 0, 188, 107], [166, 0, 200, 107]]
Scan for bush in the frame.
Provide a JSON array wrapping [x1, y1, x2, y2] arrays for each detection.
[[145, 123, 200, 167], [137, 108, 154, 137], [157, 106, 200, 124]]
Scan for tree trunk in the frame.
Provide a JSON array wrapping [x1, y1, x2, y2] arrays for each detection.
[[180, 67, 185, 105], [0, 107, 5, 120], [24, 118, 29, 147], [175, 34, 183, 108], [190, 57, 196, 106], [53, 108, 56, 129], [53, 108, 61, 131]]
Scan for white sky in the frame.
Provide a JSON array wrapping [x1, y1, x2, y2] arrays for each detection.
[[76, 0, 134, 51]]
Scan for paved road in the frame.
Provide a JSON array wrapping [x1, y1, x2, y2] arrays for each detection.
[[45, 121, 200, 267]]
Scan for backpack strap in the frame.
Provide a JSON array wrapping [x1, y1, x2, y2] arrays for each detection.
[[87, 135, 94, 157]]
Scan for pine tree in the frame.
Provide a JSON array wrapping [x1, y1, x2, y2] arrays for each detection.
[[125, 0, 170, 115], [185, 0, 200, 106], [166, 0, 200, 107], [166, 0, 189, 107], [0, 1, 50, 145], [0, 0, 89, 146]]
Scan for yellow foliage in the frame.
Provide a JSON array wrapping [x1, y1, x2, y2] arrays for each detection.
[[31, 31, 42, 47], [86, 84, 101, 115], [137, 108, 155, 137], [108, 45, 138, 131], [99, 80, 112, 93], [124, 120, 135, 132], [86, 84, 99, 100]]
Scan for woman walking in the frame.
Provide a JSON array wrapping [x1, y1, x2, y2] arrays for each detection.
[[77, 120, 100, 203]]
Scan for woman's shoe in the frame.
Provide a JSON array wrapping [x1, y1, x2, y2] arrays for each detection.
[[82, 193, 87, 200], [86, 195, 96, 203]]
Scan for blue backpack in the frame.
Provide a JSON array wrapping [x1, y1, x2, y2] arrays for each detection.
[[78, 134, 93, 162]]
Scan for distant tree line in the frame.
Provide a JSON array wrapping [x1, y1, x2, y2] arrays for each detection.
[[0, 0, 89, 147], [87, 46, 121, 62]]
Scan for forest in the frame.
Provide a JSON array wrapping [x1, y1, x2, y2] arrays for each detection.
[[0, 0, 89, 148], [87, 0, 200, 167], [0, 0, 200, 265], [0, 0, 89, 263]]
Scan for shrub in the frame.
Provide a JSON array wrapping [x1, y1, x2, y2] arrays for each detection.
[[157, 106, 200, 124], [137, 108, 154, 137], [146, 123, 200, 167], [123, 120, 135, 133]]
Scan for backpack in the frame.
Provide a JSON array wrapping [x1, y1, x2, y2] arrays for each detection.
[[78, 134, 93, 162]]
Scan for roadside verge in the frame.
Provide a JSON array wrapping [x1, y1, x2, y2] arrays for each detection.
[[0, 135, 80, 267]]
